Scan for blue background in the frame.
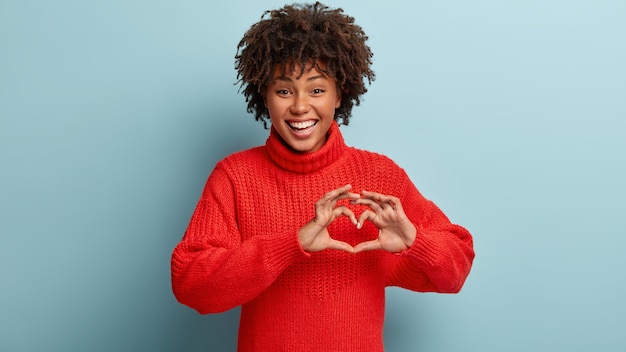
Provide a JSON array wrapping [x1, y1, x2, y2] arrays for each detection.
[[1, 0, 625, 351]]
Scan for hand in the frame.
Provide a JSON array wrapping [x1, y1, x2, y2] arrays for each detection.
[[298, 184, 360, 253], [351, 190, 417, 253]]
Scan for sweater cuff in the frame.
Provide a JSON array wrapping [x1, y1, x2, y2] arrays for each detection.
[[398, 228, 439, 267], [263, 231, 311, 271]]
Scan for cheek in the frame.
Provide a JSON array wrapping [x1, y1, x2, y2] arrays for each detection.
[[266, 101, 289, 123], [264, 97, 279, 115]]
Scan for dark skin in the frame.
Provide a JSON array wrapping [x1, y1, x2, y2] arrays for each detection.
[[264, 61, 416, 254], [265, 63, 417, 254], [297, 184, 418, 253], [239, 4, 400, 253], [235, 2, 375, 127]]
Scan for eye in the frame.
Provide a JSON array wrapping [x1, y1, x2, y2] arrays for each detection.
[[311, 88, 325, 95], [276, 89, 291, 96]]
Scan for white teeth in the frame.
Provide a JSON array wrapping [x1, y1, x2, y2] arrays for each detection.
[[288, 120, 317, 130]]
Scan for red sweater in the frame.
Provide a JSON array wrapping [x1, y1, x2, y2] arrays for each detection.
[[171, 122, 474, 351]]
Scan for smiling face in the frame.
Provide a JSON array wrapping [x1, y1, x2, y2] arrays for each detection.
[[264, 62, 342, 153]]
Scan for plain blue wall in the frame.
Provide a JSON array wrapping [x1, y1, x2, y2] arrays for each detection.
[[1, 0, 625, 351]]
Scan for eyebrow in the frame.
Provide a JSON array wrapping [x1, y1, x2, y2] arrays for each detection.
[[273, 75, 326, 82]]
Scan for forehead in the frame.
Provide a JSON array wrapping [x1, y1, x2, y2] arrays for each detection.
[[271, 60, 330, 79]]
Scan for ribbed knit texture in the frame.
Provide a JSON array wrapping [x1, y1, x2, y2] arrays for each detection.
[[171, 121, 474, 351]]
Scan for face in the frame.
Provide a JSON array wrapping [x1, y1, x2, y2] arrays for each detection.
[[264, 62, 341, 153]]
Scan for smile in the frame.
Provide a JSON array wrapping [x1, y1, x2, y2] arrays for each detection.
[[288, 120, 318, 132]]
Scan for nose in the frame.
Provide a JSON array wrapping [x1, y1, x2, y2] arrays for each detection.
[[290, 93, 311, 115]]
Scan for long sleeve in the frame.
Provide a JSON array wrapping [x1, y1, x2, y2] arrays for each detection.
[[171, 163, 308, 314], [170, 124, 475, 351], [385, 171, 475, 293]]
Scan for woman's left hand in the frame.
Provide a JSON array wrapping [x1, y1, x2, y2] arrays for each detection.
[[351, 190, 417, 253]]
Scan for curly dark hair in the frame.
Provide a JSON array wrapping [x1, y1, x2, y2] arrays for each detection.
[[235, 2, 375, 128]]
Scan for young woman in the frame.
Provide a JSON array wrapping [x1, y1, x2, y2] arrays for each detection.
[[171, 3, 474, 351]]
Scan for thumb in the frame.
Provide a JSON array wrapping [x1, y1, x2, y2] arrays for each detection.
[[327, 239, 355, 253], [353, 239, 383, 253]]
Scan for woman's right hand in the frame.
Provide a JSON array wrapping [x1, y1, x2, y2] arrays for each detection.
[[297, 184, 360, 253]]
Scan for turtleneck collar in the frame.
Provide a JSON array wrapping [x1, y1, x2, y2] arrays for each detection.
[[265, 121, 347, 173]]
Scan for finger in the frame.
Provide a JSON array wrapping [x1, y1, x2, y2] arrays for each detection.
[[360, 191, 401, 211], [356, 209, 377, 229], [380, 201, 394, 211], [385, 196, 401, 211], [360, 189, 387, 201], [360, 190, 397, 203], [321, 184, 352, 201], [351, 197, 384, 213], [337, 191, 361, 202], [319, 185, 360, 206], [316, 195, 355, 217], [327, 239, 355, 253], [332, 206, 357, 225], [353, 239, 383, 253]]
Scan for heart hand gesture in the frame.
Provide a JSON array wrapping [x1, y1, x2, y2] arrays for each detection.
[[298, 186, 416, 254]]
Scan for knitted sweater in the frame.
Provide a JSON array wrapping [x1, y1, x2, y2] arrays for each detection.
[[171, 121, 474, 351]]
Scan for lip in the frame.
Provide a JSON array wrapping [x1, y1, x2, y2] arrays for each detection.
[[286, 120, 318, 138]]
